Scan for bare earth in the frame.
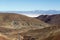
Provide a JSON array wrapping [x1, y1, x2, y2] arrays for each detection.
[[0, 13, 60, 40]]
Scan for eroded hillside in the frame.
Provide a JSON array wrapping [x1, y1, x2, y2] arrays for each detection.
[[0, 13, 50, 40]]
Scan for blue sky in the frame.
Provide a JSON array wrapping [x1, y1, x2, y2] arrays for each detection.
[[0, 0, 60, 11]]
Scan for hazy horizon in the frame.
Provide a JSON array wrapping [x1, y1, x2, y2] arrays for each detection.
[[0, 0, 60, 17], [0, 10, 60, 17]]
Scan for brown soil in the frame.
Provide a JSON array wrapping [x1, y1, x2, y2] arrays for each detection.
[[52, 34, 60, 40], [0, 36, 8, 40]]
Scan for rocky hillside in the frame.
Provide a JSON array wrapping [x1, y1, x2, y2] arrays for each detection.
[[0, 13, 49, 29], [0, 13, 50, 40], [0, 13, 60, 40], [36, 14, 60, 26], [22, 25, 60, 40]]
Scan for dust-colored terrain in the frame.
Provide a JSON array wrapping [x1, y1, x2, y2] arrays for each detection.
[[0, 13, 60, 40], [36, 14, 60, 40], [0, 13, 49, 40]]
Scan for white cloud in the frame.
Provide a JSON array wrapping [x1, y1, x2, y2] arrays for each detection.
[[22, 13, 40, 17]]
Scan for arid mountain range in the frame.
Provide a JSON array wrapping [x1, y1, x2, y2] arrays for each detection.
[[0, 13, 60, 40], [1, 10, 60, 17], [3, 10, 60, 14]]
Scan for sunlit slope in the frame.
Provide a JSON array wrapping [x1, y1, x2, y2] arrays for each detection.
[[0, 13, 49, 29], [0, 13, 50, 40]]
